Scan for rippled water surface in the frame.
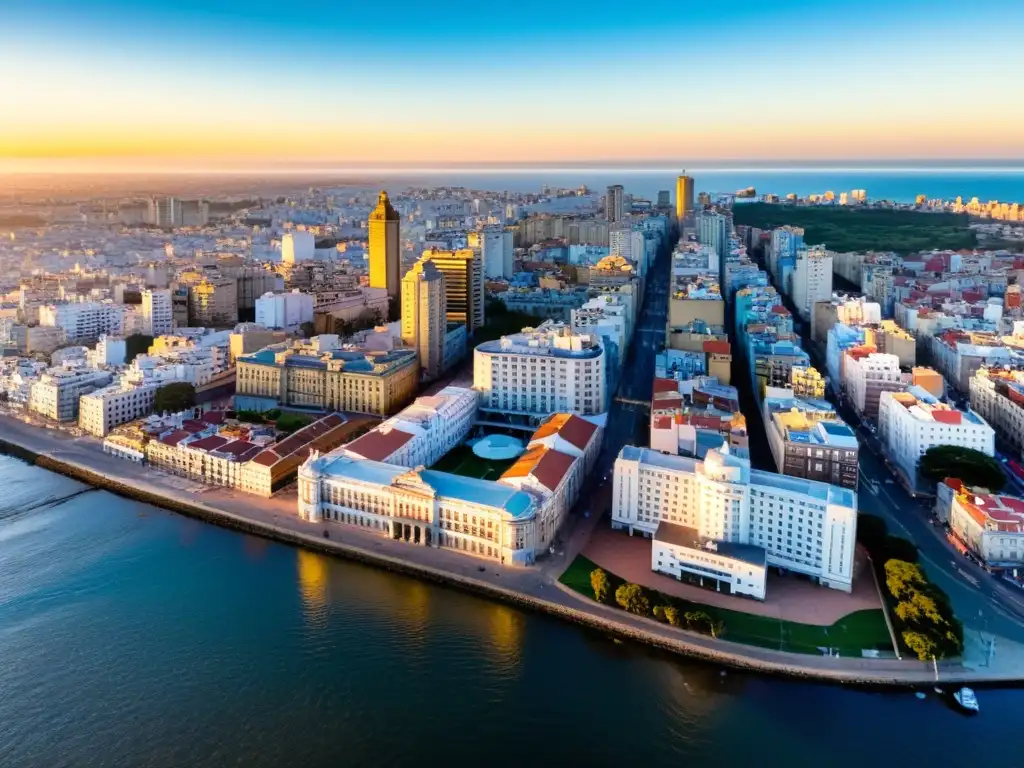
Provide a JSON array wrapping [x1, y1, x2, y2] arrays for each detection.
[[0, 456, 1015, 768]]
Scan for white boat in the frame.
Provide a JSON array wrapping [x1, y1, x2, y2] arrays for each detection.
[[954, 687, 979, 713]]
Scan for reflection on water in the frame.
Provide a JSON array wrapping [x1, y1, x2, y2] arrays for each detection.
[[297, 549, 330, 626]]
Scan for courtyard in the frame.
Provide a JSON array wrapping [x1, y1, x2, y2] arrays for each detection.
[[429, 444, 516, 482]]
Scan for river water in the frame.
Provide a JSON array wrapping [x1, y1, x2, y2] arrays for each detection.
[[0, 455, 1016, 767]]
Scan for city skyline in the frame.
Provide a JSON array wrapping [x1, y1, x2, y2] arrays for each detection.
[[3, 0, 1024, 168]]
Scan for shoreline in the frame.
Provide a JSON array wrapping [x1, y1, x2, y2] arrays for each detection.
[[1, 426, 1019, 688]]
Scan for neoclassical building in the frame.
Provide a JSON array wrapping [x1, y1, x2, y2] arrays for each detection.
[[298, 453, 539, 565]]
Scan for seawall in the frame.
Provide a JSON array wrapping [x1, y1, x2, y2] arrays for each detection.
[[0, 433, 1017, 688]]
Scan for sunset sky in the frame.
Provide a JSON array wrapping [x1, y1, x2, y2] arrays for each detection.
[[2, 0, 1023, 169]]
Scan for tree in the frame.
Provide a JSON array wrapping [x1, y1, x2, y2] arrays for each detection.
[[885, 560, 927, 600], [154, 382, 196, 414], [902, 630, 940, 662], [895, 592, 945, 625], [614, 583, 650, 616], [664, 606, 681, 628], [919, 445, 1005, 492], [684, 611, 716, 635], [883, 535, 920, 565], [274, 412, 313, 435], [299, 321, 316, 338], [590, 568, 610, 604], [125, 333, 154, 363], [653, 605, 667, 622]]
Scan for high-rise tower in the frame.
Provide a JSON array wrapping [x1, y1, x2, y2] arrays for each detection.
[[605, 185, 625, 223], [368, 190, 401, 301], [676, 172, 695, 219], [401, 260, 447, 380]]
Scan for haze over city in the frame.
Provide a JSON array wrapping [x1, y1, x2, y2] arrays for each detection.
[[3, 0, 1024, 170]]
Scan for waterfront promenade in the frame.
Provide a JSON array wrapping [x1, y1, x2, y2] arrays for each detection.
[[2, 413, 1021, 687]]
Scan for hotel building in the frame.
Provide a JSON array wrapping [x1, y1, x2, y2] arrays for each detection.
[[474, 321, 607, 417], [612, 444, 857, 593]]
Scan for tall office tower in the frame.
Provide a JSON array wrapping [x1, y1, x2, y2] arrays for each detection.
[[696, 210, 730, 261], [401, 260, 447, 380], [148, 197, 182, 228], [141, 289, 173, 336], [420, 248, 484, 334], [368, 190, 401, 301], [605, 185, 625, 223], [282, 231, 316, 265], [676, 172, 695, 219]]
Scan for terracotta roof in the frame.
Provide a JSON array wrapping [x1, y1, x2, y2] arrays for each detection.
[[160, 429, 190, 447], [532, 413, 598, 452], [532, 449, 576, 491], [501, 444, 546, 480], [653, 378, 679, 394], [201, 410, 227, 425], [250, 449, 280, 467], [216, 439, 257, 457], [703, 340, 731, 354], [345, 426, 414, 461], [181, 419, 207, 433], [931, 410, 962, 425], [189, 435, 230, 452]]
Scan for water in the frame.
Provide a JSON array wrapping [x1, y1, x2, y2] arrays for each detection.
[[0, 455, 1017, 767], [378, 166, 1024, 205]]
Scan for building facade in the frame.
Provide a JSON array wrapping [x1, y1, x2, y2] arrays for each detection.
[[400, 260, 446, 380], [79, 382, 157, 437], [39, 301, 125, 343], [474, 321, 607, 417], [419, 249, 484, 334], [29, 369, 113, 421], [612, 445, 857, 593], [255, 290, 314, 331], [141, 289, 174, 336]]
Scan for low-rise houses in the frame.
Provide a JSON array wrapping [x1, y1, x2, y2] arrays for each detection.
[[612, 444, 858, 594], [937, 479, 1024, 573], [879, 385, 996, 491]]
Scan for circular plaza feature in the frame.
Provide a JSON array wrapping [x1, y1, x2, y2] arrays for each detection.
[[472, 434, 525, 461]]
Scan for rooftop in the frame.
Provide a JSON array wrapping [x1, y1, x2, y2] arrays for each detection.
[[653, 522, 767, 568]]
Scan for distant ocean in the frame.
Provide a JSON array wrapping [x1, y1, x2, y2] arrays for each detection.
[[367, 166, 1024, 206]]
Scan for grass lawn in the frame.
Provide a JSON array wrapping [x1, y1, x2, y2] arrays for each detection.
[[559, 555, 892, 657], [430, 444, 517, 481]]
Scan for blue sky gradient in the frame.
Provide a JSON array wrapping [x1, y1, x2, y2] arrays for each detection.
[[2, 0, 1023, 166]]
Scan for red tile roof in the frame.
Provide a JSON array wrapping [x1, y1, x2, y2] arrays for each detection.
[[653, 378, 679, 394], [344, 426, 414, 461], [201, 410, 227, 425], [543, 413, 597, 451], [181, 419, 207, 433], [159, 429, 190, 447], [189, 435, 230, 452], [215, 439, 258, 457], [532, 449, 576, 491], [702, 340, 731, 354]]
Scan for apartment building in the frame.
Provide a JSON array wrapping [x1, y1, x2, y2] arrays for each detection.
[[255, 290, 314, 331], [879, 385, 996, 491], [790, 246, 833, 321], [141, 289, 174, 336], [39, 301, 125, 343], [762, 392, 860, 489], [79, 382, 157, 437], [970, 366, 1024, 456], [843, 348, 905, 420], [936, 478, 1024, 570], [29, 368, 113, 421]]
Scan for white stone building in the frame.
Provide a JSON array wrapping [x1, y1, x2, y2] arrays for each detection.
[[936, 479, 1024, 570], [141, 289, 174, 336], [282, 231, 316, 264], [79, 382, 157, 437], [790, 245, 833, 321], [652, 522, 768, 600], [878, 385, 996, 490], [39, 301, 125, 343], [612, 444, 858, 593], [255, 290, 314, 331], [474, 321, 606, 417], [29, 368, 113, 421]]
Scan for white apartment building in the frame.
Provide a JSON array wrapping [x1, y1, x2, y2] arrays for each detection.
[[790, 246, 833, 321], [612, 444, 858, 593], [39, 301, 125, 343], [29, 368, 113, 422], [255, 290, 314, 331], [89, 335, 127, 368], [472, 225, 514, 280], [969, 367, 1024, 457], [141, 289, 173, 336], [341, 386, 478, 468], [79, 382, 157, 437], [843, 350, 905, 420], [609, 227, 647, 276], [282, 231, 316, 264], [474, 320, 606, 417], [879, 385, 996, 490]]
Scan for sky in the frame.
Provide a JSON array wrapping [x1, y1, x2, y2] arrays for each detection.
[[2, 0, 1023, 169]]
